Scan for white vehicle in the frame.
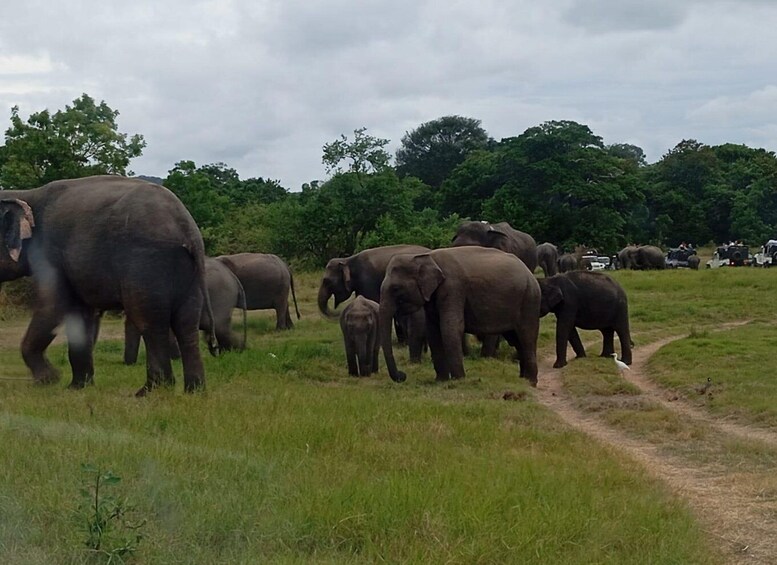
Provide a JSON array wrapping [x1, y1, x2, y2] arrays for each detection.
[[581, 253, 609, 271], [753, 240, 777, 268]]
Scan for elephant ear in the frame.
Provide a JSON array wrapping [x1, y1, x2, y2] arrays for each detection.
[[0, 199, 35, 262], [485, 226, 509, 248], [339, 261, 352, 292], [415, 255, 444, 302]]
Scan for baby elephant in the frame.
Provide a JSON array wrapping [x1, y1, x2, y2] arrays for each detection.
[[340, 296, 380, 376], [539, 271, 632, 368]]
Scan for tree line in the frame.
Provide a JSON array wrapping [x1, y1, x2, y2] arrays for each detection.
[[2, 94, 777, 268]]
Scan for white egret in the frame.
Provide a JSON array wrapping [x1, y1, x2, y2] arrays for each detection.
[[611, 353, 630, 374]]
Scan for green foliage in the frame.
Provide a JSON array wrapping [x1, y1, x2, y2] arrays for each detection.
[[395, 115, 492, 189], [0, 94, 145, 189], [77, 464, 144, 563], [321, 127, 390, 177]]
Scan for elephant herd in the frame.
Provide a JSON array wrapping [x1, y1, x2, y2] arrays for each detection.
[[0, 176, 298, 396], [0, 175, 635, 395], [320, 221, 634, 386]]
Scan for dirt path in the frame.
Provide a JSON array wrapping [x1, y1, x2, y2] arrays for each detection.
[[534, 328, 777, 564]]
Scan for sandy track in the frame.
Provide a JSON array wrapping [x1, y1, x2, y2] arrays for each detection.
[[534, 326, 777, 564]]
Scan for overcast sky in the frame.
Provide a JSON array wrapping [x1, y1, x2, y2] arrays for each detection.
[[1, 0, 776, 190]]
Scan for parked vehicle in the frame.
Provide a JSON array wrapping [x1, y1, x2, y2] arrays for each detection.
[[752, 240, 777, 268], [580, 249, 610, 271], [665, 247, 697, 269], [706, 244, 752, 268]]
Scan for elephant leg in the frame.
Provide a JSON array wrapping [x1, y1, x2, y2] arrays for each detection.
[[124, 317, 141, 365], [394, 316, 408, 345], [344, 336, 358, 376], [439, 312, 466, 380], [426, 316, 451, 381], [169, 330, 181, 359], [171, 294, 206, 394], [480, 335, 500, 358], [514, 317, 539, 385], [66, 305, 99, 389], [616, 322, 633, 365], [407, 311, 425, 363], [21, 302, 67, 385], [600, 328, 616, 357], [553, 317, 571, 369], [569, 328, 586, 359], [370, 333, 380, 374], [140, 326, 175, 396]]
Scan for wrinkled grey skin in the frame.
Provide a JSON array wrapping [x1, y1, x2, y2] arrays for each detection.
[[318, 244, 429, 363], [380, 247, 540, 385], [451, 221, 538, 272], [537, 242, 559, 277], [0, 175, 214, 396], [216, 253, 300, 330], [124, 257, 248, 364], [687, 255, 700, 270], [340, 295, 380, 376], [557, 253, 579, 273], [539, 271, 632, 368], [618, 245, 665, 270]]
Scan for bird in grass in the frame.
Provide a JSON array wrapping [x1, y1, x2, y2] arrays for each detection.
[[611, 353, 630, 374], [695, 377, 712, 395]]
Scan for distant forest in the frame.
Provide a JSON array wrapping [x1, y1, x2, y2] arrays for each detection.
[[2, 95, 777, 267]]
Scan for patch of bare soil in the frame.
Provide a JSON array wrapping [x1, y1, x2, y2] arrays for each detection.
[[534, 323, 777, 564]]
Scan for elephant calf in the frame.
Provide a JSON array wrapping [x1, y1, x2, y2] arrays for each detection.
[[539, 271, 632, 368], [340, 296, 380, 377]]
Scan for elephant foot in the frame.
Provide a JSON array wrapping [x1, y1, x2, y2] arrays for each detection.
[[183, 379, 205, 393], [553, 360, 567, 369], [67, 375, 94, 390], [524, 377, 538, 388], [135, 385, 152, 397], [33, 365, 61, 385]]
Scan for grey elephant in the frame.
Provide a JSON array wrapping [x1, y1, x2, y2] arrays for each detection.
[[124, 257, 248, 364], [451, 221, 538, 272], [380, 247, 540, 385], [216, 253, 300, 330], [318, 244, 429, 363], [539, 271, 632, 368], [537, 242, 559, 277], [687, 255, 700, 270], [0, 175, 213, 395], [618, 245, 665, 270], [557, 253, 578, 273], [340, 296, 380, 376]]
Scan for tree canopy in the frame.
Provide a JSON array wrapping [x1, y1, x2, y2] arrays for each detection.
[[0, 94, 145, 189]]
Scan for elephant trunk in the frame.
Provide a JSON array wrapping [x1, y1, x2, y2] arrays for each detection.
[[355, 335, 370, 376], [317, 284, 340, 319], [380, 297, 406, 383]]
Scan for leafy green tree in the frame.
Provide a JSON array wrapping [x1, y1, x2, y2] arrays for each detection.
[[0, 94, 145, 189], [395, 115, 492, 189], [439, 120, 647, 251], [322, 127, 390, 179]]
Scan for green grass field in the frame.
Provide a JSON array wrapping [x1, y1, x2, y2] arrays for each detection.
[[3, 266, 777, 563]]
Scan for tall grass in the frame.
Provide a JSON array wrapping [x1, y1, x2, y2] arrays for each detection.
[[5, 267, 769, 563]]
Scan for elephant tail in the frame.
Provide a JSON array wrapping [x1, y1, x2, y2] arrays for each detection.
[[195, 251, 219, 357], [289, 268, 301, 320]]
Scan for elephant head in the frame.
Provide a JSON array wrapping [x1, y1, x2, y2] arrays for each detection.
[[538, 277, 564, 317], [0, 198, 35, 280], [379, 253, 444, 383], [317, 257, 353, 318], [451, 221, 510, 252]]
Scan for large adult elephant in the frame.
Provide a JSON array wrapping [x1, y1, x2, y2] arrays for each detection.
[[216, 253, 300, 330], [0, 175, 213, 395], [538, 271, 632, 368], [124, 257, 248, 364], [618, 245, 665, 270], [537, 242, 559, 277], [318, 244, 429, 363], [451, 221, 538, 272], [380, 247, 540, 385]]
